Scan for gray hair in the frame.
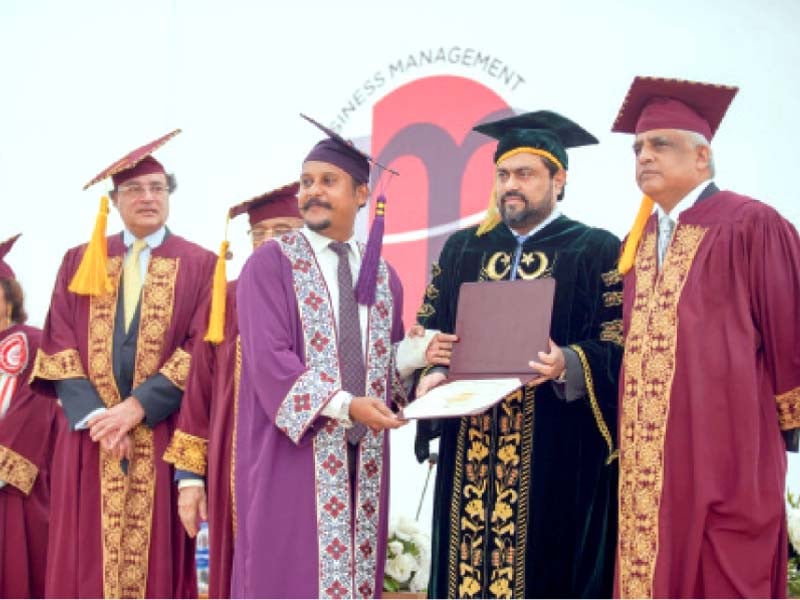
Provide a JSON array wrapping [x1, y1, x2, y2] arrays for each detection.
[[684, 130, 716, 178]]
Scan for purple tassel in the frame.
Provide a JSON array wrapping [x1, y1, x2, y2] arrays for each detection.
[[355, 194, 386, 306]]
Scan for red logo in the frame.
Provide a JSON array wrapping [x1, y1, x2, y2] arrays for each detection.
[[370, 75, 513, 326]]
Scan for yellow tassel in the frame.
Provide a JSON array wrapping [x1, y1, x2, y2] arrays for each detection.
[[618, 195, 655, 275], [68, 196, 112, 296], [476, 189, 500, 237], [204, 239, 229, 344]]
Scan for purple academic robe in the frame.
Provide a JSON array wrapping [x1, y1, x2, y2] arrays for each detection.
[[165, 281, 240, 598], [232, 231, 405, 599], [30, 233, 216, 599], [0, 324, 58, 598], [616, 189, 800, 598]]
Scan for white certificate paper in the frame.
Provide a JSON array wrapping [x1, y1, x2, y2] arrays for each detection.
[[402, 378, 524, 420]]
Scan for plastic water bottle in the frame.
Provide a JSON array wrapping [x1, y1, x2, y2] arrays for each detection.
[[196, 522, 210, 596]]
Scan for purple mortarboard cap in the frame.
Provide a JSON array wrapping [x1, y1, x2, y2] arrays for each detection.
[[0, 234, 21, 280], [300, 113, 399, 305]]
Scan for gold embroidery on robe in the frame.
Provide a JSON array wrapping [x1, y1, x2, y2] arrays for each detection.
[[160, 347, 191, 390], [29, 347, 85, 383], [617, 226, 707, 599], [431, 262, 442, 279], [777, 386, 800, 430], [449, 386, 534, 599], [601, 268, 622, 286], [0, 444, 37, 495], [602, 291, 623, 307], [90, 256, 178, 599], [417, 303, 435, 319], [424, 283, 440, 301], [599, 319, 624, 347], [163, 430, 208, 475], [571, 344, 616, 464]]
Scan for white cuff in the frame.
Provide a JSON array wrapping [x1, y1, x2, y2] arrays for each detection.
[[75, 407, 107, 430], [396, 329, 439, 379], [322, 390, 353, 426], [178, 479, 205, 490], [0, 480, 6, 489]]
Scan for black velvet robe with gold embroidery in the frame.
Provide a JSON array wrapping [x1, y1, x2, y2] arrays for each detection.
[[416, 216, 621, 598]]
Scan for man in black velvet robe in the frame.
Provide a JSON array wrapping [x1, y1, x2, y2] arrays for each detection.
[[415, 111, 622, 598]]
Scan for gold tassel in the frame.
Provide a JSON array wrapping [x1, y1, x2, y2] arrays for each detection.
[[618, 195, 655, 275], [68, 196, 112, 296], [476, 189, 500, 237], [204, 216, 230, 344]]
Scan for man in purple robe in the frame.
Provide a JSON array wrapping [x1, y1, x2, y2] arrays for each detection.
[[231, 116, 409, 598], [30, 131, 216, 598], [612, 76, 800, 598], [164, 182, 303, 598]]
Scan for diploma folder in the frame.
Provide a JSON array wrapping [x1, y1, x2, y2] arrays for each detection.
[[402, 278, 555, 420]]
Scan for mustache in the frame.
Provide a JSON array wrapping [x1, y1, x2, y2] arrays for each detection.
[[302, 197, 333, 211], [500, 191, 528, 205]]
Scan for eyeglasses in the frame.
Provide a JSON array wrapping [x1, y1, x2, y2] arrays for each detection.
[[248, 225, 297, 241], [117, 183, 170, 197]]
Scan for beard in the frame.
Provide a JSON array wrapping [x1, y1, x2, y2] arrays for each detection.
[[499, 190, 554, 229], [302, 197, 333, 232]]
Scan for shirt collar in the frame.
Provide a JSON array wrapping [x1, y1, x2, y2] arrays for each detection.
[[507, 208, 562, 242], [657, 179, 713, 223], [123, 226, 166, 249], [301, 226, 358, 256]]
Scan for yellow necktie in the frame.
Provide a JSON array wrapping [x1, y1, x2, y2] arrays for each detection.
[[123, 239, 148, 331]]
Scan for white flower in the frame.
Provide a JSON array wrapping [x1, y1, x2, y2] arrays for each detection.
[[384, 514, 432, 592], [387, 540, 404, 557], [788, 505, 800, 554]]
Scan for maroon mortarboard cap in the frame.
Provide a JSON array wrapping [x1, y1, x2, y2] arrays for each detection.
[[300, 113, 399, 305], [0, 233, 21, 280], [83, 129, 181, 190], [228, 181, 301, 227], [611, 76, 738, 140]]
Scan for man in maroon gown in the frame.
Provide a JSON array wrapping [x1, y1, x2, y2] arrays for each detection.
[[231, 116, 409, 598], [30, 131, 216, 598], [0, 234, 59, 598], [164, 182, 303, 598], [612, 76, 800, 598]]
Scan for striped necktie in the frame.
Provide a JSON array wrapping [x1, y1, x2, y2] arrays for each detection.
[[658, 215, 675, 267], [329, 241, 367, 444]]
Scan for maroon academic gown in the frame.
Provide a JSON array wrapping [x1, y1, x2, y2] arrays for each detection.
[[165, 281, 239, 598], [30, 233, 216, 599], [232, 231, 406, 599], [0, 324, 58, 598], [616, 188, 800, 598]]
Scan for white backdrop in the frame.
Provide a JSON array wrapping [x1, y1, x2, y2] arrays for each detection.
[[2, 0, 799, 532]]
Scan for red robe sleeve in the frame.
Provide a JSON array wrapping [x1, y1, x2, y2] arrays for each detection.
[[747, 205, 800, 429]]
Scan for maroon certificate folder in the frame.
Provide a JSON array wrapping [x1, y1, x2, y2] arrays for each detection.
[[402, 278, 556, 420]]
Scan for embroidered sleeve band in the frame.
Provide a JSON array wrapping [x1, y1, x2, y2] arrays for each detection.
[[159, 347, 192, 391], [0, 444, 38, 495], [29, 347, 85, 383], [777, 386, 800, 430], [163, 429, 209, 475]]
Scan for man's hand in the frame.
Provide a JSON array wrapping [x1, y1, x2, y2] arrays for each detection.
[[177, 485, 208, 538], [89, 396, 145, 446], [425, 333, 459, 366], [104, 433, 133, 461], [416, 371, 447, 397], [406, 324, 425, 338], [528, 338, 566, 386], [349, 396, 406, 432]]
